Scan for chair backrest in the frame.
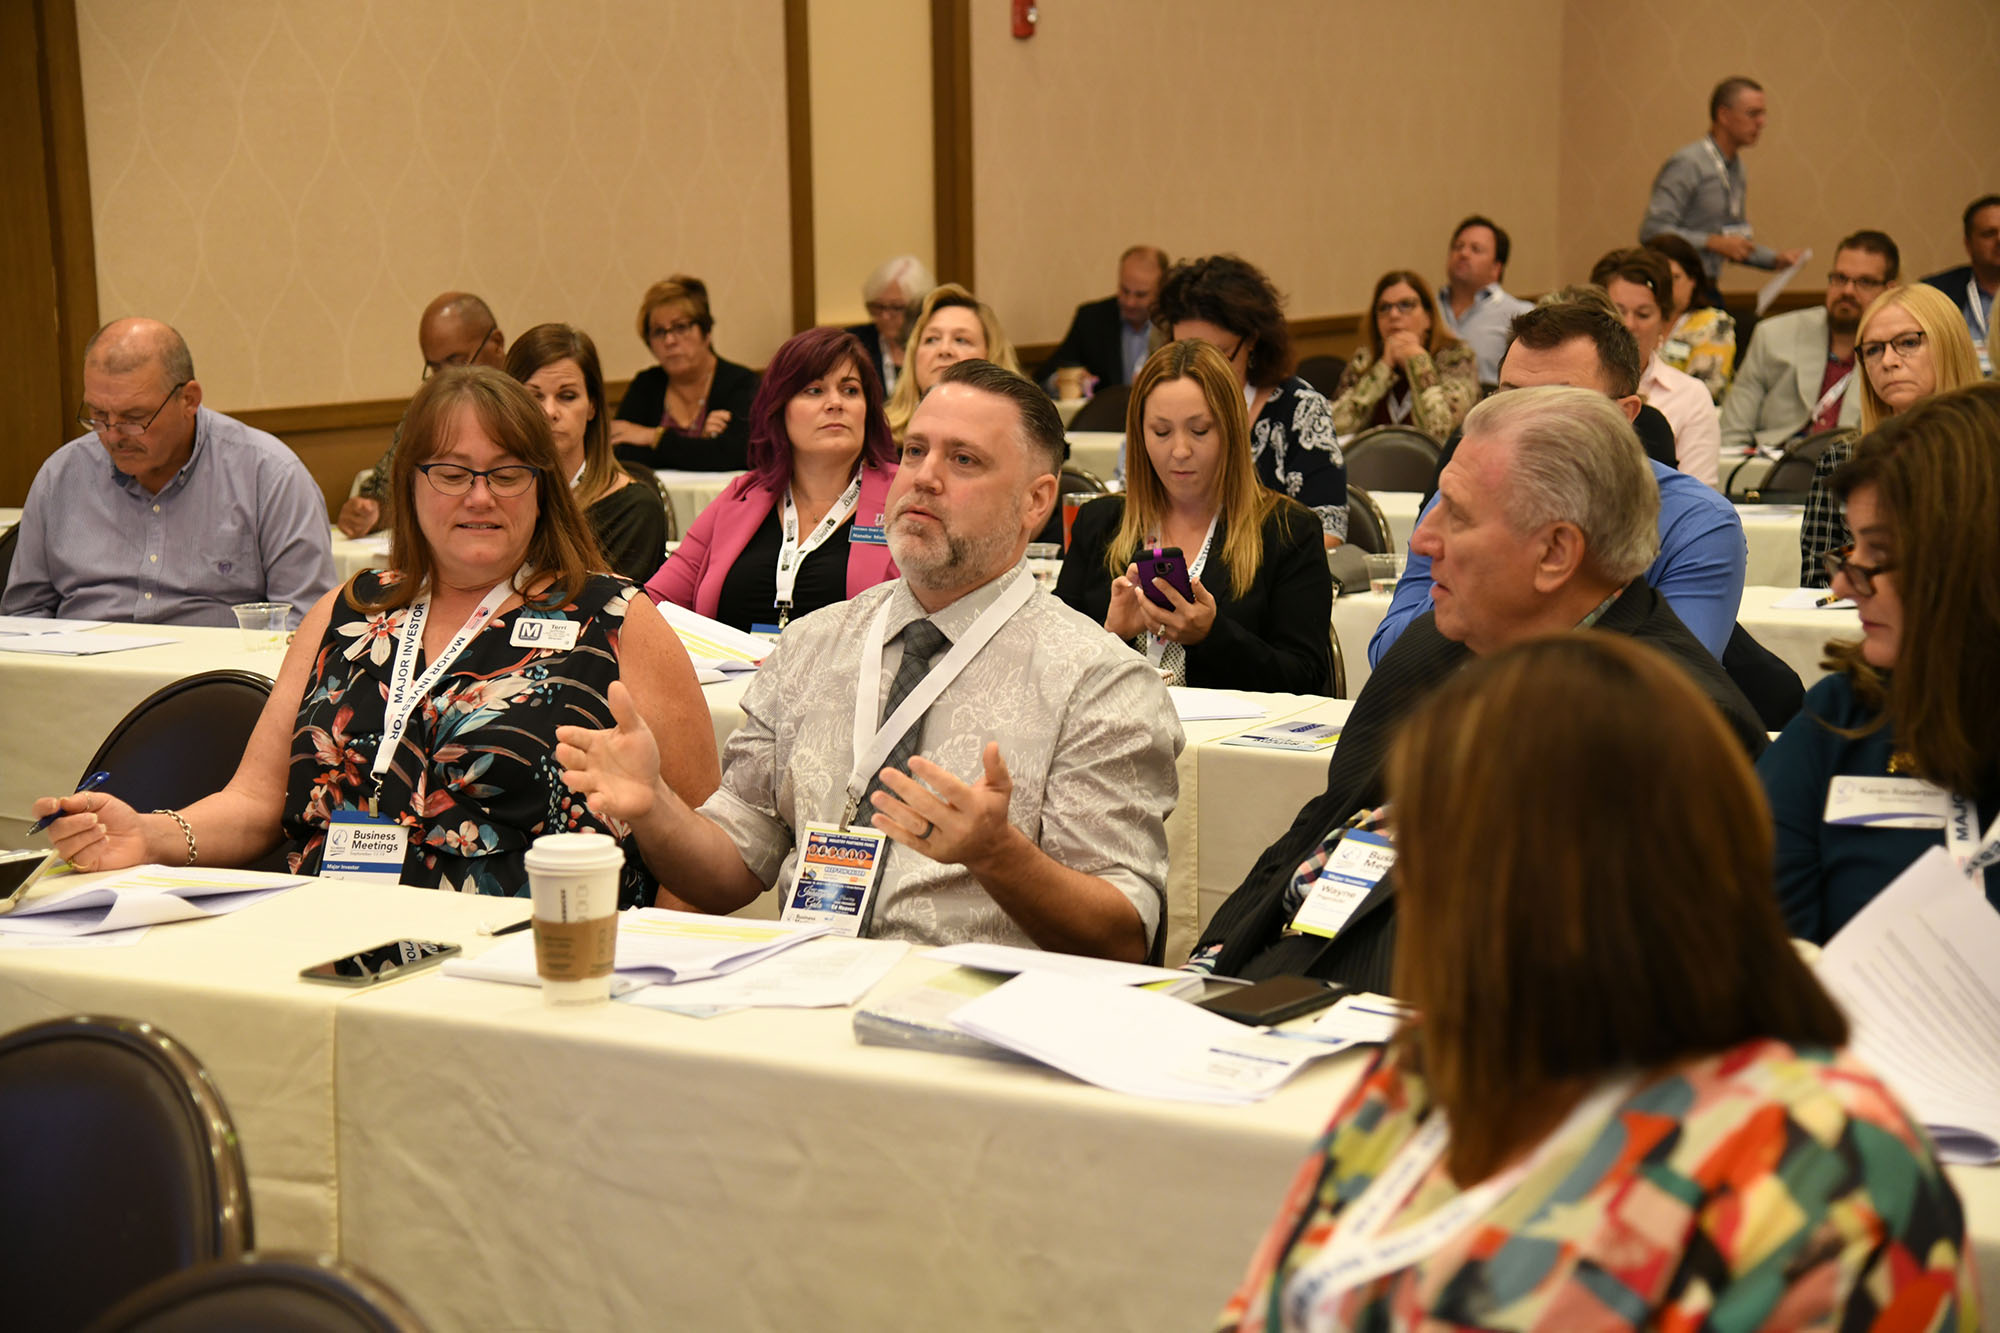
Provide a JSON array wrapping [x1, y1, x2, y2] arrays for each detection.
[[83, 670, 275, 811], [0, 519, 18, 603], [629, 461, 679, 542], [1746, 428, 1852, 502], [1059, 464, 1108, 497], [1722, 621, 1806, 732], [1063, 383, 1131, 435], [1343, 426, 1443, 494], [1295, 354, 1347, 399], [1326, 622, 1347, 701], [1340, 484, 1393, 556], [85, 1253, 428, 1333], [0, 1016, 253, 1332]]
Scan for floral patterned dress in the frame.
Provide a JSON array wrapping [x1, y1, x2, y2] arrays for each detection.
[[282, 570, 656, 906]]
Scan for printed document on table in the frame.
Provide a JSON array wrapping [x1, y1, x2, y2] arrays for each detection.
[[0, 865, 306, 936], [1816, 848, 2000, 1164], [0, 632, 175, 655], [443, 909, 833, 989], [1771, 587, 1855, 611], [1169, 688, 1268, 723], [948, 969, 1344, 1104], [657, 601, 767, 670], [0, 615, 109, 635], [622, 936, 909, 1016], [1221, 719, 1342, 752], [926, 941, 1204, 995]]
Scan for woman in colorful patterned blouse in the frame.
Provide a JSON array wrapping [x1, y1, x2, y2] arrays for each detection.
[[1326, 270, 1480, 444], [33, 367, 719, 907], [1646, 232, 1738, 403], [1220, 635, 1977, 1333]]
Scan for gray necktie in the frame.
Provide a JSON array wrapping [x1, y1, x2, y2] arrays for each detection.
[[854, 617, 949, 937]]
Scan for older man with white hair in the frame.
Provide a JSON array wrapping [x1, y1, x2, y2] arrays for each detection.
[[1190, 385, 1766, 992], [846, 255, 936, 397]]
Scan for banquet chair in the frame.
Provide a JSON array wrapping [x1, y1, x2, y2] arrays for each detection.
[[1343, 426, 1442, 494], [1327, 622, 1347, 700], [0, 1015, 252, 1332], [1722, 622, 1805, 732], [1340, 484, 1393, 556], [1040, 465, 1110, 549], [85, 1253, 428, 1333], [1743, 428, 1852, 503], [1295, 354, 1347, 399], [0, 518, 18, 602], [1063, 383, 1131, 435], [629, 461, 679, 542]]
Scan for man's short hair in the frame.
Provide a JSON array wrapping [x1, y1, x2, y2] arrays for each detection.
[[1835, 229, 1901, 281], [1709, 76, 1762, 121], [1507, 296, 1642, 398], [1462, 386, 1660, 585], [1450, 215, 1511, 269], [1965, 195, 2000, 235], [1118, 244, 1170, 275], [935, 359, 1065, 476], [83, 320, 195, 385]]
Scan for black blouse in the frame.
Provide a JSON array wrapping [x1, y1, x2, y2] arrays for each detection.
[[713, 504, 856, 632], [612, 357, 761, 471]]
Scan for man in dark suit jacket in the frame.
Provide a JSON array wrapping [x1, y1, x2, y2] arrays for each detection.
[[1189, 385, 1766, 994], [1920, 194, 1998, 371], [1033, 246, 1168, 391]]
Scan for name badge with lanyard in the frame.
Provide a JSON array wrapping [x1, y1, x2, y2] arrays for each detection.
[[773, 475, 863, 629], [778, 569, 1037, 936], [1291, 828, 1395, 939], [323, 573, 520, 886], [1700, 137, 1746, 228], [1969, 275, 1992, 376], [1279, 1074, 1636, 1331], [1947, 797, 2000, 881], [1803, 366, 1853, 437], [1145, 513, 1218, 672]]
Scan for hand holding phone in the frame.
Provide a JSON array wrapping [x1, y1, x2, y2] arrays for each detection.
[[1138, 546, 1193, 608]]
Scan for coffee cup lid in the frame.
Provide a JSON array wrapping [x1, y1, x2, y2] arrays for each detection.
[[524, 831, 622, 871]]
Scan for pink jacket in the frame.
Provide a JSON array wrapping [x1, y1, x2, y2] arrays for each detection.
[[644, 462, 899, 619]]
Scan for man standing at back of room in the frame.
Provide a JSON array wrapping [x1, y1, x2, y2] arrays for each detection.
[[1641, 77, 1803, 289]]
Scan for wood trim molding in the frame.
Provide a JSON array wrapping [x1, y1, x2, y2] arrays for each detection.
[[782, 0, 815, 332], [1014, 313, 1365, 372], [36, 0, 96, 418], [929, 0, 973, 287]]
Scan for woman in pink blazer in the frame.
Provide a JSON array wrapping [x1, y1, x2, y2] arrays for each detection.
[[645, 327, 898, 630]]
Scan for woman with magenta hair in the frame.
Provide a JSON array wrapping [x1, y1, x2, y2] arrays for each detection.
[[644, 327, 898, 632]]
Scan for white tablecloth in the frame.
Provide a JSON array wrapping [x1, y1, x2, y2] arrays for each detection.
[[654, 468, 744, 534], [1370, 491, 1423, 551], [1738, 505, 1805, 588], [1740, 585, 1857, 686], [329, 527, 388, 581], [1064, 431, 1123, 483], [1195, 698, 1352, 930], [0, 507, 21, 530]]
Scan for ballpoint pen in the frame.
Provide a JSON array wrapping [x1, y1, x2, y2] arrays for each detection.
[[26, 770, 112, 836]]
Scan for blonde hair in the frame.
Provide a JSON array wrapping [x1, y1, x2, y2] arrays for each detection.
[[884, 284, 1022, 440], [1855, 284, 1982, 432], [1105, 340, 1288, 599]]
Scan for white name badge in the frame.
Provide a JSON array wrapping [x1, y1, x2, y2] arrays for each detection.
[[322, 812, 412, 886], [1291, 829, 1396, 939], [509, 616, 579, 651], [1660, 337, 1694, 363], [1825, 775, 1952, 830], [780, 824, 889, 938]]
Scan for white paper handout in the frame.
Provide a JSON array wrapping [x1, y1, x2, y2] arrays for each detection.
[[1815, 848, 2000, 1165], [622, 936, 909, 1016], [1755, 248, 1812, 315], [1771, 587, 1855, 611], [1221, 719, 1342, 752], [1169, 688, 1268, 723], [948, 969, 1344, 1104], [442, 909, 833, 990], [926, 941, 1205, 996], [0, 865, 306, 936], [656, 601, 768, 671], [0, 632, 176, 656], [0, 615, 110, 635]]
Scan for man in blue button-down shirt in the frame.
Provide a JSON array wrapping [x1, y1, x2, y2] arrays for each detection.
[[2, 318, 334, 628], [1640, 77, 1803, 288]]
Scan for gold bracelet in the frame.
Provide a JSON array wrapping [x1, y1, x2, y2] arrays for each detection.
[[153, 808, 197, 866]]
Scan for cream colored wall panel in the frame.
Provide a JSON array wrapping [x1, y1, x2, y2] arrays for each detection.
[[77, 0, 792, 410]]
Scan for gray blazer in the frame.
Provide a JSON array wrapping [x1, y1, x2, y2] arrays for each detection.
[[1718, 306, 1862, 453]]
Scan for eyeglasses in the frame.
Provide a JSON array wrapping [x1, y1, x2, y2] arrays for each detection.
[[1825, 272, 1888, 294], [864, 301, 904, 318], [77, 381, 188, 438], [647, 320, 701, 344], [415, 462, 540, 497], [1820, 543, 1896, 595], [1857, 330, 1926, 365], [1375, 298, 1423, 318], [423, 325, 497, 380]]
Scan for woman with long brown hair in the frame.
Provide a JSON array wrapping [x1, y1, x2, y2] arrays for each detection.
[[1055, 340, 1331, 693], [1327, 269, 1480, 441], [1221, 634, 1974, 1332]]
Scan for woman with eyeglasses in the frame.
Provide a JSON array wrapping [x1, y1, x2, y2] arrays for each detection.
[[1759, 382, 2000, 943], [1643, 233, 1737, 402], [1157, 256, 1348, 546], [608, 274, 761, 471], [1799, 283, 1981, 586], [1326, 270, 1480, 443], [882, 284, 1023, 442], [32, 367, 719, 905], [506, 323, 668, 583], [845, 255, 933, 397], [1221, 634, 1975, 1332]]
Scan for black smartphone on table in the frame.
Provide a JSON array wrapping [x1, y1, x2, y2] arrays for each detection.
[[1195, 975, 1346, 1026], [299, 939, 461, 986]]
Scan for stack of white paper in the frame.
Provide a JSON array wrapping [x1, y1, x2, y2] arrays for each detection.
[[0, 615, 110, 635], [926, 941, 1207, 997], [442, 909, 833, 991], [1169, 688, 1268, 723], [624, 936, 908, 1017], [947, 969, 1343, 1104], [657, 601, 768, 676], [1816, 848, 2000, 1165], [0, 632, 175, 656], [0, 865, 306, 936], [1771, 587, 1856, 611], [1221, 719, 1342, 752], [1306, 993, 1412, 1046]]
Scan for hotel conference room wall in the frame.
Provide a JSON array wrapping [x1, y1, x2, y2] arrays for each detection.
[[74, 0, 794, 413]]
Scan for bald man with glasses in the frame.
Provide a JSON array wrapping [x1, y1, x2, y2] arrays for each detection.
[[4, 318, 334, 627]]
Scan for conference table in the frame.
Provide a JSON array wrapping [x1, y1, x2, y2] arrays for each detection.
[[0, 506, 20, 530], [1064, 430, 1123, 483]]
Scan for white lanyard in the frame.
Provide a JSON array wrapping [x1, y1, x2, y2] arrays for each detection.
[[1700, 137, 1743, 222], [844, 568, 1036, 825], [1385, 387, 1413, 425], [1946, 796, 2000, 879], [1284, 1075, 1636, 1331], [370, 572, 523, 812], [569, 460, 585, 489], [775, 474, 864, 625], [1810, 366, 1853, 423], [1968, 276, 1990, 341], [1145, 512, 1219, 668]]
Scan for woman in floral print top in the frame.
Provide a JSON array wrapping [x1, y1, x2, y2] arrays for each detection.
[[1221, 636, 1977, 1332]]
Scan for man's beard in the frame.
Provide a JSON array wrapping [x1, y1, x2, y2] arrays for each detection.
[[1828, 300, 1864, 335], [888, 501, 1023, 590]]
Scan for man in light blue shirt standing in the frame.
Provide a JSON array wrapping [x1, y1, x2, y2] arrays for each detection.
[[1436, 215, 1533, 385], [1640, 76, 1803, 288], [3, 318, 334, 628]]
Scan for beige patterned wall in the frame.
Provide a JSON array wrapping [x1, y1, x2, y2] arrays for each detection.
[[1558, 0, 2000, 294], [970, 0, 1569, 346], [76, 0, 793, 411]]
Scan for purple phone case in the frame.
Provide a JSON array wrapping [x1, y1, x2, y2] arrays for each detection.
[[1141, 546, 1193, 608]]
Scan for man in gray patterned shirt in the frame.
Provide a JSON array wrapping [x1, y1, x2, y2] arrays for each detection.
[[1640, 77, 1803, 288], [559, 360, 1183, 960]]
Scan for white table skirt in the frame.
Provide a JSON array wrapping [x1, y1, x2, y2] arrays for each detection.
[[1738, 504, 1805, 588], [654, 468, 744, 534], [1064, 431, 1122, 483]]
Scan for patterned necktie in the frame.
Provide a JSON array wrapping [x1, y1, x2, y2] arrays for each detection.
[[857, 617, 950, 821]]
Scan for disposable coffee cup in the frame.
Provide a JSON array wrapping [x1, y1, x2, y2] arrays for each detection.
[[524, 832, 622, 1005], [232, 601, 291, 651]]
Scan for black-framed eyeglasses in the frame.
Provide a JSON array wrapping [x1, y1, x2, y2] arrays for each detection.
[[1857, 330, 1926, 365], [1820, 543, 1895, 595], [423, 325, 498, 380], [864, 301, 905, 319], [415, 462, 540, 497], [1825, 271, 1888, 294], [77, 381, 188, 438], [647, 319, 701, 344], [1375, 298, 1423, 318]]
